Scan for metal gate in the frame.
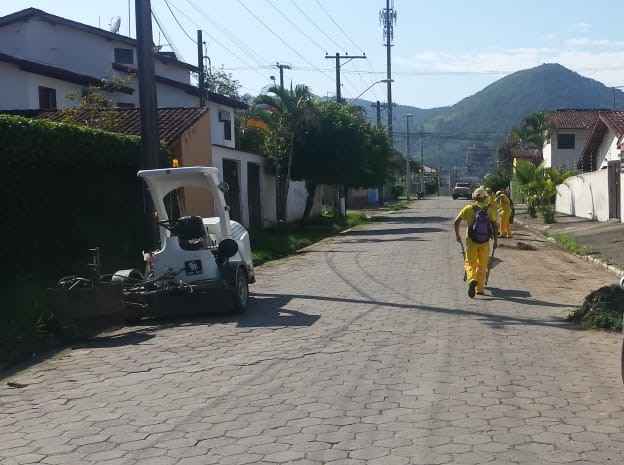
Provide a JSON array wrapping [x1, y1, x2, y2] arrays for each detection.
[[247, 162, 262, 229], [222, 159, 241, 223], [608, 160, 621, 220]]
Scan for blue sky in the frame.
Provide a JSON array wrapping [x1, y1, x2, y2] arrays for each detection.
[[3, 0, 624, 108]]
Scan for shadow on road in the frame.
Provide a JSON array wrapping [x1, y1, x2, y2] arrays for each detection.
[[338, 237, 428, 244], [71, 331, 155, 349], [253, 292, 578, 331], [372, 216, 451, 224], [484, 287, 572, 308], [341, 227, 446, 236]]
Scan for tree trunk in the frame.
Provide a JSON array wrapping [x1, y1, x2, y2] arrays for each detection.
[[301, 181, 317, 227]]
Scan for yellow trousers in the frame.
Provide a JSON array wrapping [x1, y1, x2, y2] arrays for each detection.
[[465, 239, 490, 292], [499, 210, 512, 238]]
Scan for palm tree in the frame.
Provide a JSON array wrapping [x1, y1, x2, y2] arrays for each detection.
[[512, 112, 550, 155], [253, 85, 315, 224]]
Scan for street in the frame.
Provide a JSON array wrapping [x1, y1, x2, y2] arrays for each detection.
[[2, 198, 624, 465]]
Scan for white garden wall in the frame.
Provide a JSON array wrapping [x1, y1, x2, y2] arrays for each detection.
[[556, 169, 611, 221]]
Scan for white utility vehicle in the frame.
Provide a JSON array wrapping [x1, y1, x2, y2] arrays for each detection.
[[118, 167, 255, 313]]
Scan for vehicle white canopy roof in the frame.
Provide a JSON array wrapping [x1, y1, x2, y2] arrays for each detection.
[[138, 167, 231, 242]]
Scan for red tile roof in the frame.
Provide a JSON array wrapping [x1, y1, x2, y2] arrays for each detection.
[[599, 111, 624, 139], [38, 107, 208, 147], [547, 109, 601, 129], [578, 110, 624, 170]]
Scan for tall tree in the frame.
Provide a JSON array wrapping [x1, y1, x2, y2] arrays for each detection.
[[254, 85, 316, 224], [292, 102, 393, 223]]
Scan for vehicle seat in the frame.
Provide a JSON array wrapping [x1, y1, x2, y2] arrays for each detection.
[[174, 216, 207, 251]]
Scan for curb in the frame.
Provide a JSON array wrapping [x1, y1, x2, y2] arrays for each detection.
[[515, 218, 624, 278]]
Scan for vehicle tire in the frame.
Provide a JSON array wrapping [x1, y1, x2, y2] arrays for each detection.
[[230, 268, 249, 313], [452, 194, 458, 200]]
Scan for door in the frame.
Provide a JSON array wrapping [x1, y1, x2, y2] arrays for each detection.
[[247, 162, 262, 229], [608, 160, 621, 220], [222, 159, 241, 222]]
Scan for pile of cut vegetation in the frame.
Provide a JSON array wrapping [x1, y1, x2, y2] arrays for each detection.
[[568, 285, 624, 330]]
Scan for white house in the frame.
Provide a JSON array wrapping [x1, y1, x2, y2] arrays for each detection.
[[543, 109, 600, 170], [0, 7, 320, 228], [556, 111, 624, 222]]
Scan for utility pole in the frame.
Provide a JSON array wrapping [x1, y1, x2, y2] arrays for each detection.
[[404, 114, 413, 200], [380, 0, 396, 142], [325, 53, 367, 103], [325, 52, 366, 215], [135, 0, 160, 247], [275, 63, 291, 90], [375, 101, 381, 127], [197, 30, 206, 106], [420, 131, 425, 198], [135, 0, 159, 169]]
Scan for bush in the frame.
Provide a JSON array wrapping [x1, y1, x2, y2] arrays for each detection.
[[0, 115, 169, 366], [391, 184, 405, 198], [568, 285, 624, 330]]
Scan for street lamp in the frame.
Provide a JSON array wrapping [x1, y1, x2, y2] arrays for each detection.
[[354, 79, 393, 101], [404, 114, 414, 201]]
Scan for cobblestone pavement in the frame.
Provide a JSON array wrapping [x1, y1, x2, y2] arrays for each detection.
[[3, 198, 624, 465]]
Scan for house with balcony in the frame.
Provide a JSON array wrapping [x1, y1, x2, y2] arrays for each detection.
[[0, 7, 320, 227], [555, 111, 624, 222]]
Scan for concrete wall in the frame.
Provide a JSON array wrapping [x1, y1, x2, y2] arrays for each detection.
[[556, 169, 611, 221], [0, 63, 85, 110], [595, 129, 621, 169], [544, 128, 590, 170], [0, 18, 189, 83], [207, 102, 235, 148], [211, 145, 321, 227], [177, 112, 214, 218]]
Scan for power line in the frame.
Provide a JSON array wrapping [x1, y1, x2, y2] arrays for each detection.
[[162, 0, 196, 44], [165, 0, 266, 77], [262, 0, 326, 53], [235, 0, 335, 84], [151, 6, 182, 59], [182, 0, 269, 67], [289, 0, 344, 52], [313, 0, 364, 54]]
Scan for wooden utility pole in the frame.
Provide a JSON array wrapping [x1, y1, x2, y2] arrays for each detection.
[[135, 0, 159, 170], [197, 30, 206, 106], [275, 63, 291, 90], [325, 53, 367, 103], [135, 0, 160, 248]]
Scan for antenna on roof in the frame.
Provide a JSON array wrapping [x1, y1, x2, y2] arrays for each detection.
[[110, 16, 121, 34]]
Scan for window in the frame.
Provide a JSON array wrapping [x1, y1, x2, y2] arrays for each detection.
[[557, 134, 575, 150], [223, 119, 232, 141], [38, 86, 57, 110], [114, 48, 134, 65]]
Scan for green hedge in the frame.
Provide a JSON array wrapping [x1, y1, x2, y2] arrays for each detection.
[[0, 115, 169, 366]]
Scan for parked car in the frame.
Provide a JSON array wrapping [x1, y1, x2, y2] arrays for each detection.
[[452, 182, 473, 200]]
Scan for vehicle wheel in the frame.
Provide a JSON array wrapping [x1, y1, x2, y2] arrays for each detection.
[[452, 195, 458, 200], [230, 268, 249, 313]]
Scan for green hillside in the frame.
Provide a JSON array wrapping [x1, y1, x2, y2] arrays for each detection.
[[354, 63, 624, 170]]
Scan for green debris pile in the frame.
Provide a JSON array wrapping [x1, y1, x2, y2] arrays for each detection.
[[568, 285, 624, 330]]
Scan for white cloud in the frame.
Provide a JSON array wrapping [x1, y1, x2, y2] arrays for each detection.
[[395, 39, 624, 86], [571, 22, 592, 33]]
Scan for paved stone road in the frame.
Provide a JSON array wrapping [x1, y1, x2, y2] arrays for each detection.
[[3, 198, 624, 465]]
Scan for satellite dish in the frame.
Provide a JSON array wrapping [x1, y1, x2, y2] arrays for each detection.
[[109, 17, 121, 34]]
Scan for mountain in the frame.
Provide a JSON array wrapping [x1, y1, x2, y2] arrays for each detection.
[[353, 64, 624, 171]]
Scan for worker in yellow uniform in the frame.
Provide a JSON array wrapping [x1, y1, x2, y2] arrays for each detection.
[[485, 187, 498, 225], [454, 187, 498, 298], [496, 190, 512, 238]]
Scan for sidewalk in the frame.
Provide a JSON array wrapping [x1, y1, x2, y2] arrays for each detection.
[[515, 206, 624, 274]]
